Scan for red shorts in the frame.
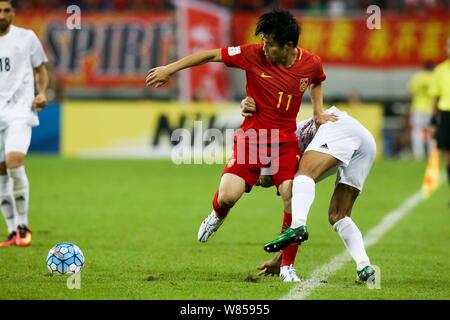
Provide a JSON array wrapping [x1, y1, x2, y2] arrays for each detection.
[[222, 141, 300, 190]]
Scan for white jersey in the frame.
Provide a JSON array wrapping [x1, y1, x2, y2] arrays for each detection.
[[297, 106, 376, 192], [261, 106, 375, 191], [0, 25, 48, 129], [296, 106, 349, 153]]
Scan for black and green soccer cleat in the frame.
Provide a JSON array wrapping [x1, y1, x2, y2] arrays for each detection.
[[356, 265, 376, 283], [264, 225, 309, 253]]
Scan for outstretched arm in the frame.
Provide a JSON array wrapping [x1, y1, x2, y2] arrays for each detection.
[[145, 49, 222, 88]]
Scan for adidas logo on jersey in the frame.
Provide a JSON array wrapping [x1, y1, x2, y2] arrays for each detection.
[[320, 143, 329, 149]]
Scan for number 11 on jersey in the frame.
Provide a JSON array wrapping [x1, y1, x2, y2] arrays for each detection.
[[277, 91, 293, 111]]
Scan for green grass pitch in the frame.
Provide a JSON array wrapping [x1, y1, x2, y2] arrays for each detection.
[[0, 156, 449, 300]]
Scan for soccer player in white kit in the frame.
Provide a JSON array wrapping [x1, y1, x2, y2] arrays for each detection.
[[241, 97, 376, 282], [0, 0, 49, 247]]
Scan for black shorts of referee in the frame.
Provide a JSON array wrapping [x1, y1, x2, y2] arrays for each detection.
[[437, 111, 450, 151]]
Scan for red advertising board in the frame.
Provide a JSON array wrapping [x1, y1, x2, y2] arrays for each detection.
[[231, 14, 450, 68], [15, 13, 174, 88], [175, 0, 230, 102], [13, 10, 449, 94]]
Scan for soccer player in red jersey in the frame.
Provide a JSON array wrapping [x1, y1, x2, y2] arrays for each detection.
[[146, 10, 336, 279]]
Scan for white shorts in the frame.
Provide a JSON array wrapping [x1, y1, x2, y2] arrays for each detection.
[[0, 123, 32, 162], [305, 115, 376, 192]]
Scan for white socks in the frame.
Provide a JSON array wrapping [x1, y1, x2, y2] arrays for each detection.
[[291, 175, 315, 228], [0, 175, 16, 233], [333, 216, 371, 270], [7, 166, 29, 227], [290, 174, 371, 271]]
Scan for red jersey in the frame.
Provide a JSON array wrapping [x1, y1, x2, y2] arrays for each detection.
[[221, 44, 326, 144]]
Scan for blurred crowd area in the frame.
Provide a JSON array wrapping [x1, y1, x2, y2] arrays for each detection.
[[15, 0, 450, 13]]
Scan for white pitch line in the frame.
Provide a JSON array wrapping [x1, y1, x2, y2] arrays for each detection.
[[281, 190, 424, 300]]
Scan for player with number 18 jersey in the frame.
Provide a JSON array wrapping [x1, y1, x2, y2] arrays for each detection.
[[0, 0, 49, 248]]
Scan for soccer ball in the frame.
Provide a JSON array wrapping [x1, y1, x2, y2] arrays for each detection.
[[46, 242, 85, 275]]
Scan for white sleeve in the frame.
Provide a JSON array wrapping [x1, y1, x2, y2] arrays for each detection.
[[29, 31, 48, 68]]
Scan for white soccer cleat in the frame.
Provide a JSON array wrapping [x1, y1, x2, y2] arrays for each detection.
[[197, 210, 225, 242], [279, 264, 301, 282]]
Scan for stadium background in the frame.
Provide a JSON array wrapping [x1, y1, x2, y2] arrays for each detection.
[[3, 0, 450, 301], [22, 0, 450, 160]]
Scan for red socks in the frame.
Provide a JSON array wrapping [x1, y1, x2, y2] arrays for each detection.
[[212, 191, 230, 219], [281, 211, 300, 267], [212, 197, 299, 266], [281, 211, 292, 231]]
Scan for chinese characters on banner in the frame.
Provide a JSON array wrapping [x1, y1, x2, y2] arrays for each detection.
[[13, 11, 449, 93], [232, 14, 450, 68]]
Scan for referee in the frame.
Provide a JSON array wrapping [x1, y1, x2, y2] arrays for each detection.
[[430, 37, 450, 205]]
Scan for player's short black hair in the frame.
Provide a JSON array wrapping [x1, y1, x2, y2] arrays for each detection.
[[255, 9, 300, 47]]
